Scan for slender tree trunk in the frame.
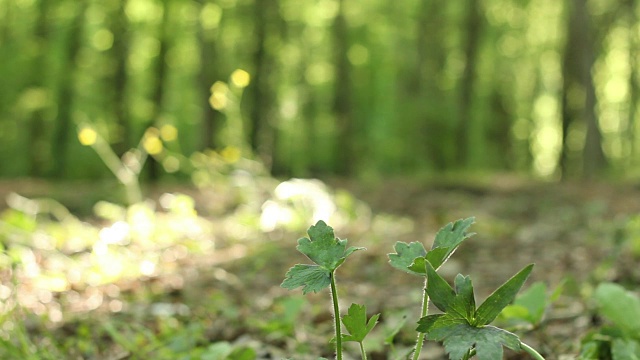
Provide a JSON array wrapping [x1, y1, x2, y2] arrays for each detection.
[[28, 0, 51, 176], [51, 0, 87, 178], [488, 87, 513, 169], [456, 0, 482, 167], [415, 1, 449, 170], [627, 0, 638, 167], [145, 0, 171, 181], [248, 0, 279, 167], [198, 1, 222, 151], [560, 0, 607, 179], [559, 84, 573, 179], [333, 0, 353, 175], [110, 0, 131, 156]]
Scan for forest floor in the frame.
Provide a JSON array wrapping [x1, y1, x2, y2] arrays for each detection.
[[2, 175, 640, 359]]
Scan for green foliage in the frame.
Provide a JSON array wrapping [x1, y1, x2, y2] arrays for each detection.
[[388, 241, 427, 276], [499, 281, 563, 328], [417, 262, 534, 359], [281, 220, 364, 294], [579, 282, 640, 359], [428, 324, 520, 360], [281, 220, 367, 360], [594, 283, 640, 336], [340, 304, 380, 343], [281, 264, 331, 295], [296, 220, 365, 271], [283, 218, 545, 360], [388, 217, 475, 275]]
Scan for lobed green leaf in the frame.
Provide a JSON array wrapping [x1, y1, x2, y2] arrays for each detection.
[[428, 217, 476, 269], [296, 220, 364, 271], [427, 323, 520, 360], [388, 241, 427, 275], [341, 303, 380, 343], [281, 264, 331, 294]]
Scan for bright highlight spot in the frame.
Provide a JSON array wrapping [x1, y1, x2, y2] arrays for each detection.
[[230, 69, 251, 88], [160, 124, 178, 141], [140, 260, 156, 276], [201, 3, 222, 29], [209, 81, 228, 110], [78, 127, 97, 146], [144, 136, 163, 155], [92, 29, 114, 51], [99, 221, 130, 245]]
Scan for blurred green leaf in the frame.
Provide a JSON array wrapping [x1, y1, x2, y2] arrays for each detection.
[[594, 282, 640, 337], [612, 339, 640, 360]]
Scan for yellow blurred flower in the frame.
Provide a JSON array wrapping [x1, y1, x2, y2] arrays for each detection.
[[143, 135, 163, 155], [78, 127, 97, 146], [230, 69, 250, 88], [221, 146, 241, 163]]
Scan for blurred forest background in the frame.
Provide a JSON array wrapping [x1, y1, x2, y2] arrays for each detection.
[[4, 0, 640, 358], [1, 0, 638, 182]]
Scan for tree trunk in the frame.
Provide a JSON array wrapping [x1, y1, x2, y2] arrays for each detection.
[[248, 0, 280, 167], [560, 0, 607, 179], [198, 1, 223, 151], [145, 0, 171, 181], [627, 0, 638, 167], [110, 0, 131, 156], [415, 0, 450, 170], [51, 0, 87, 178], [333, 0, 354, 175], [456, 0, 482, 167], [28, 0, 51, 177]]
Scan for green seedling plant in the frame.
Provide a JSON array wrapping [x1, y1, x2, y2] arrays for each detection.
[[281, 220, 375, 360], [282, 218, 546, 360], [416, 261, 544, 359], [389, 217, 476, 359]]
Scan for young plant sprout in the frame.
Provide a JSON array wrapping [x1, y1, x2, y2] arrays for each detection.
[[282, 218, 546, 360]]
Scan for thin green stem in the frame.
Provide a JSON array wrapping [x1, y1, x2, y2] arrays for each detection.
[[412, 277, 429, 360], [92, 137, 142, 204], [462, 349, 472, 360], [359, 341, 367, 360], [330, 271, 343, 360], [521, 342, 545, 360]]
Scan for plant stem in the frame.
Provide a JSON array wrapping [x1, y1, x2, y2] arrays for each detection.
[[330, 271, 343, 360], [359, 342, 367, 360], [412, 278, 430, 360], [521, 342, 545, 360], [467, 348, 476, 358]]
